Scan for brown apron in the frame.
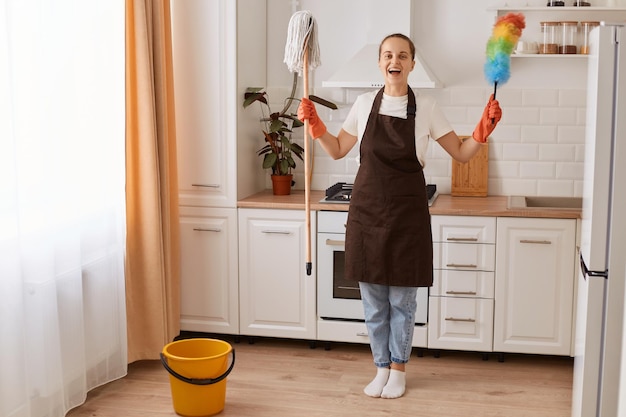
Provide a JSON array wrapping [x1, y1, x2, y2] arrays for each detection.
[[345, 88, 433, 287]]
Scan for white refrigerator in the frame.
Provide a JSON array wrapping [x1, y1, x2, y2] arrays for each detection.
[[572, 23, 626, 417]]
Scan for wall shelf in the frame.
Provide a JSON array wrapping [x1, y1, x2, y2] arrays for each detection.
[[488, 6, 626, 11], [488, 5, 626, 59], [511, 53, 589, 57]]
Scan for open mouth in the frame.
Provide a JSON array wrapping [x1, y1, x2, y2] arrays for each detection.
[[388, 68, 401, 75]]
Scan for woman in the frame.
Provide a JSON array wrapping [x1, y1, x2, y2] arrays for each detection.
[[298, 33, 502, 399]]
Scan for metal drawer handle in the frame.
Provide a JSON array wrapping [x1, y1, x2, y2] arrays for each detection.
[[445, 317, 476, 323], [356, 332, 368, 337], [261, 230, 292, 235], [446, 263, 478, 268], [191, 183, 220, 188], [446, 237, 478, 242], [193, 227, 221, 233], [445, 290, 477, 295], [337, 286, 360, 291], [326, 239, 345, 246], [520, 239, 552, 245]]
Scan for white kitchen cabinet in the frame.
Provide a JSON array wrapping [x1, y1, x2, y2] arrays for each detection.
[[172, 0, 266, 335], [238, 208, 317, 339], [494, 217, 576, 356], [171, 0, 238, 208], [179, 207, 239, 334], [428, 216, 497, 353]]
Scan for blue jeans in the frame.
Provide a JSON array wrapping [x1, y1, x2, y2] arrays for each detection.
[[359, 282, 417, 368]]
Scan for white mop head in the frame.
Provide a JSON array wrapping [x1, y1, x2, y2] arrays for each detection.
[[283, 10, 321, 76]]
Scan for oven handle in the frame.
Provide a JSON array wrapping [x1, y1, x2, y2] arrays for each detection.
[[325, 239, 345, 246]]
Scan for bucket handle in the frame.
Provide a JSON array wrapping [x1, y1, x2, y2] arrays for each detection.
[[160, 349, 235, 386]]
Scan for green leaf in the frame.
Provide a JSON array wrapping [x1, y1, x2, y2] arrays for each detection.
[[263, 153, 277, 169], [257, 144, 272, 155], [291, 142, 304, 155], [280, 136, 291, 148], [269, 119, 287, 134], [243, 90, 267, 108], [282, 113, 304, 128], [279, 159, 290, 175]]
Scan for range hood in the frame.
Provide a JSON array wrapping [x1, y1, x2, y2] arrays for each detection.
[[322, 43, 442, 89]]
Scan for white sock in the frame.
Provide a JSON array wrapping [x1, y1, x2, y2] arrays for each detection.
[[363, 367, 390, 398], [381, 369, 406, 399]]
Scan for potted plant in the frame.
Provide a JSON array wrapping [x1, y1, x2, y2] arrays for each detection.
[[243, 87, 303, 195], [243, 79, 336, 195]]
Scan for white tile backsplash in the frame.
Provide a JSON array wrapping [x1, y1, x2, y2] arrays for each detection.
[[289, 87, 587, 198], [539, 107, 578, 126], [520, 162, 556, 179], [539, 144, 577, 162], [538, 180, 576, 197], [522, 89, 559, 107]]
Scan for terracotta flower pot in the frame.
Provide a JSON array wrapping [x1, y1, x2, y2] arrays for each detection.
[[271, 174, 293, 195]]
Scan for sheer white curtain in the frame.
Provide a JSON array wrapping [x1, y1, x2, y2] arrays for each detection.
[[0, 2, 127, 416]]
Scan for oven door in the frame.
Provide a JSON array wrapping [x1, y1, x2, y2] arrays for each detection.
[[317, 232, 366, 320], [317, 230, 429, 324]]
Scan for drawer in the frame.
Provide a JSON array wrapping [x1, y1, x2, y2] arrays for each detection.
[[317, 319, 428, 348], [431, 216, 496, 244], [431, 269, 495, 298], [317, 211, 348, 233], [428, 297, 494, 352], [433, 242, 495, 271]]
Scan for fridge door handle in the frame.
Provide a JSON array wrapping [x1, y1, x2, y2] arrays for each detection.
[[580, 253, 608, 280]]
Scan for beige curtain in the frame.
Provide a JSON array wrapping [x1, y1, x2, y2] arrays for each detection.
[[125, 0, 181, 362]]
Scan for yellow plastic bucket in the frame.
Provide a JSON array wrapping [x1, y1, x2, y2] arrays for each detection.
[[160, 338, 235, 417]]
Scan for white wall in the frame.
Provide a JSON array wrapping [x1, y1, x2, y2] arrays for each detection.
[[256, 0, 622, 196]]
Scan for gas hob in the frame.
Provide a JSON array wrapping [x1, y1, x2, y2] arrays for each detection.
[[320, 182, 439, 206]]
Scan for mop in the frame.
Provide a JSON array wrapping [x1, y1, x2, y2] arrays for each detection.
[[284, 10, 321, 276]]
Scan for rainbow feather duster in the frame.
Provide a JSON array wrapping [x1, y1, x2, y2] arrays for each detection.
[[484, 13, 525, 97]]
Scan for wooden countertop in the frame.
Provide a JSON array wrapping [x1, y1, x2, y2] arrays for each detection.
[[237, 190, 581, 219]]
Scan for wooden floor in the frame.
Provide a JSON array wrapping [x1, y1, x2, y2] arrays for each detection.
[[67, 336, 574, 417]]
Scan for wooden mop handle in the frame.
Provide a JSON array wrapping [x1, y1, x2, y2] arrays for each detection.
[[303, 48, 312, 276]]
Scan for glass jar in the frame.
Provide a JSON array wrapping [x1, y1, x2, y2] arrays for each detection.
[[559, 21, 579, 54], [540, 22, 559, 54], [580, 21, 600, 55]]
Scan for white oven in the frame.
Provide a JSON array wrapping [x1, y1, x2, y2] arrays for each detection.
[[317, 210, 428, 323]]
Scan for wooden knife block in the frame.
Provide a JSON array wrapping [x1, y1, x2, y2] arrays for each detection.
[[451, 136, 488, 197]]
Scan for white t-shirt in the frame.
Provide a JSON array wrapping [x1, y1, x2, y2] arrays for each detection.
[[342, 90, 453, 167]]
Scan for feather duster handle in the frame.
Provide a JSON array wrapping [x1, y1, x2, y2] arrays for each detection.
[[284, 10, 321, 75], [484, 13, 525, 98]]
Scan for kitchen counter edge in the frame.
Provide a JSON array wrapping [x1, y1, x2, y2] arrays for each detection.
[[237, 190, 581, 219]]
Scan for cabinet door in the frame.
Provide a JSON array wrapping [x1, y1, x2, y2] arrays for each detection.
[[171, 0, 237, 207], [428, 297, 494, 352], [494, 217, 576, 355], [431, 215, 496, 244], [433, 242, 496, 272], [238, 209, 317, 339], [431, 269, 495, 299], [179, 207, 239, 334]]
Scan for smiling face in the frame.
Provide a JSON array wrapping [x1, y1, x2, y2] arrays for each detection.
[[378, 35, 416, 95]]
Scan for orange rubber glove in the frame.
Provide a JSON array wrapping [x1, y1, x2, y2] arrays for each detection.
[[472, 94, 502, 143], [297, 97, 327, 139]]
